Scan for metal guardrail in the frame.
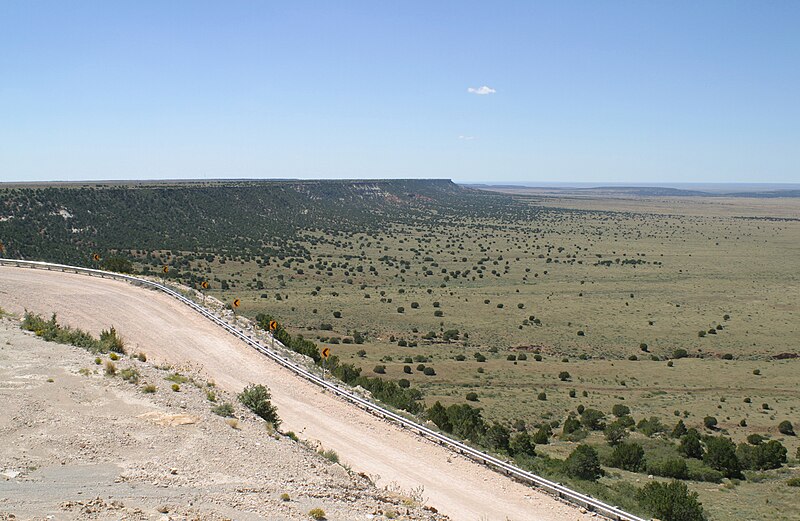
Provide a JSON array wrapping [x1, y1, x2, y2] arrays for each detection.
[[0, 258, 648, 521]]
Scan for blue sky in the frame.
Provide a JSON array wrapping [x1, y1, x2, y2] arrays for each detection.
[[1, 1, 798, 183]]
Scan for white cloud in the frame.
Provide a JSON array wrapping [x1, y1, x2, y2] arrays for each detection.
[[467, 86, 496, 95], [458, 135, 476, 141]]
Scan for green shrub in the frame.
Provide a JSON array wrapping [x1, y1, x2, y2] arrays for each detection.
[[120, 367, 139, 383], [686, 464, 723, 483], [637, 416, 665, 437], [484, 423, 511, 452], [171, 383, 180, 392], [308, 508, 326, 520], [562, 415, 581, 435], [108, 352, 119, 361], [142, 384, 156, 394], [238, 383, 280, 427], [617, 415, 635, 429], [680, 430, 704, 459], [580, 408, 606, 430], [165, 373, 190, 384], [778, 420, 795, 436], [466, 392, 479, 401], [137, 352, 147, 362], [703, 436, 742, 478], [532, 425, 551, 445], [609, 442, 646, 472], [29, 312, 74, 345], [604, 420, 629, 446], [100, 326, 125, 353], [647, 458, 689, 479], [737, 440, 787, 470], [787, 477, 800, 487], [747, 433, 765, 445], [509, 431, 536, 457], [612, 404, 631, 417], [280, 493, 291, 501], [636, 480, 706, 521], [319, 449, 339, 463], [672, 419, 688, 438], [565, 445, 603, 481], [212, 402, 235, 417]]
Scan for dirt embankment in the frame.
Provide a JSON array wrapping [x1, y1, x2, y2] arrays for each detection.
[[0, 317, 448, 521]]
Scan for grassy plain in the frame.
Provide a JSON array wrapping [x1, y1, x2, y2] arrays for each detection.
[[176, 190, 800, 520]]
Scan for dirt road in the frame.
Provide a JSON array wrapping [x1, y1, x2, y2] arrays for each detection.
[[0, 266, 589, 521]]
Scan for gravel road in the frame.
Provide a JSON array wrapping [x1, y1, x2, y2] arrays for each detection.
[[0, 266, 592, 521]]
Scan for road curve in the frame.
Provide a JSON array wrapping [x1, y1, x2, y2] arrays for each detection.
[[0, 266, 591, 521]]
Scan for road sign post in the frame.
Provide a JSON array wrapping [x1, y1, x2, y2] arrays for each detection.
[[268, 320, 278, 349], [321, 347, 331, 380], [200, 280, 209, 305]]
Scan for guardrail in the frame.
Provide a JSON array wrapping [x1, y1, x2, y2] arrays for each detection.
[[0, 258, 648, 521]]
